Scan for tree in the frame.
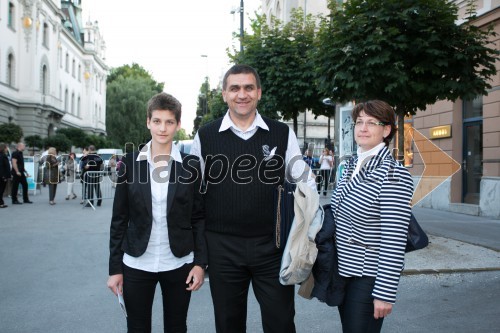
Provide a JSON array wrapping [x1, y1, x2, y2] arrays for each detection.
[[192, 78, 211, 135], [174, 128, 190, 141], [56, 128, 88, 149], [24, 135, 43, 155], [230, 9, 326, 134], [0, 123, 23, 144], [106, 64, 164, 148], [107, 63, 164, 92], [316, 0, 498, 160], [43, 134, 72, 153], [85, 134, 109, 150]]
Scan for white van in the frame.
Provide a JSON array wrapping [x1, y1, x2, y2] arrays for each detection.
[[97, 148, 124, 171]]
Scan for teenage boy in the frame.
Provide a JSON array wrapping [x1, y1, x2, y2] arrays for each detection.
[[107, 92, 207, 332]]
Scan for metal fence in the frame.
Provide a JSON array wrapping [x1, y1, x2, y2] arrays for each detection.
[[81, 171, 115, 210], [311, 167, 337, 195]]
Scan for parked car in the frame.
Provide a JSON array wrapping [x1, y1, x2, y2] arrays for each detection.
[[175, 140, 193, 154], [97, 148, 124, 172]]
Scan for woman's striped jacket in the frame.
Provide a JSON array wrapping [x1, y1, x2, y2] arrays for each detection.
[[331, 146, 414, 304]]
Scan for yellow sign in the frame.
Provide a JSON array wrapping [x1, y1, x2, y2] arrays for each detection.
[[429, 125, 451, 139]]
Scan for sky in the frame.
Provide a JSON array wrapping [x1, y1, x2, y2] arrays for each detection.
[[82, 0, 262, 134]]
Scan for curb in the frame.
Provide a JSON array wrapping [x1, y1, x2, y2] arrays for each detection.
[[403, 267, 500, 276]]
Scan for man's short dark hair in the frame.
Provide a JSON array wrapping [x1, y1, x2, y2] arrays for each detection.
[[222, 64, 261, 90]]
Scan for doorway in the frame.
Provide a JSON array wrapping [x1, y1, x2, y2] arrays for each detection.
[[462, 97, 483, 204]]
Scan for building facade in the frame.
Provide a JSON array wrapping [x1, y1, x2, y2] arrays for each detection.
[[411, 1, 500, 218], [0, 0, 107, 140]]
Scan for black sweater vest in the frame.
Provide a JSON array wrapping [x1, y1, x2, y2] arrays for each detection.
[[198, 117, 289, 237]]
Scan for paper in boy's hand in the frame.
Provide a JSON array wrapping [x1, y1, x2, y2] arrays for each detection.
[[117, 290, 127, 317]]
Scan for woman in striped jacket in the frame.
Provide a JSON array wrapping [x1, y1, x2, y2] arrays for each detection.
[[331, 100, 413, 332]]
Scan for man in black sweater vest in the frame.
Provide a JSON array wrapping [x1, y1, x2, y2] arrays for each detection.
[[191, 64, 315, 333]]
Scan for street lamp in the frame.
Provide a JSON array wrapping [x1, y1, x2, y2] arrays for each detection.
[[322, 98, 336, 149], [200, 54, 208, 81], [230, 0, 244, 52]]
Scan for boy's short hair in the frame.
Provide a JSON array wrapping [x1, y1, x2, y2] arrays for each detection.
[[147, 92, 182, 123]]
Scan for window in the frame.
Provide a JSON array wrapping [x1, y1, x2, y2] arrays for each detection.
[[78, 64, 81, 81], [77, 96, 81, 117], [463, 96, 483, 119], [71, 92, 75, 114], [42, 65, 48, 94], [65, 53, 69, 72], [72, 59, 75, 77], [43, 23, 49, 48], [8, 3, 15, 29], [7, 53, 15, 86], [64, 89, 68, 111]]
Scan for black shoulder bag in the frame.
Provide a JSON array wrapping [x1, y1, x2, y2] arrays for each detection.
[[405, 213, 429, 252]]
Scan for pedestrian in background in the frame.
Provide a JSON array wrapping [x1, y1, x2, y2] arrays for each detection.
[[79, 147, 89, 204], [318, 147, 333, 196], [40, 147, 60, 205], [0, 143, 11, 208], [191, 64, 316, 333], [108, 154, 117, 188], [65, 152, 77, 200], [330, 100, 413, 332], [303, 149, 314, 168], [10, 142, 32, 205], [80, 145, 103, 207], [107, 92, 207, 332]]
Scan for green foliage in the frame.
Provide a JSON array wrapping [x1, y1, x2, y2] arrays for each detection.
[[316, 0, 498, 115], [56, 128, 88, 148], [24, 135, 43, 149], [85, 134, 109, 150], [107, 63, 164, 92], [192, 78, 212, 134], [198, 90, 228, 129], [106, 64, 165, 147], [174, 128, 190, 141], [230, 9, 326, 132], [43, 134, 72, 153], [0, 123, 23, 144]]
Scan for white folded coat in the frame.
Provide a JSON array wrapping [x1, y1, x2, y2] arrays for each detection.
[[279, 182, 323, 285]]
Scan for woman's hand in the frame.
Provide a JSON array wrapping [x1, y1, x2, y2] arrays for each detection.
[[186, 265, 205, 291], [107, 274, 123, 296], [373, 299, 392, 319]]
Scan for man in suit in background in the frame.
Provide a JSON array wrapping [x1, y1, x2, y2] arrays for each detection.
[[80, 145, 103, 207]]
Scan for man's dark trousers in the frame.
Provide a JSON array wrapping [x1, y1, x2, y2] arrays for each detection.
[[206, 231, 296, 333], [11, 173, 29, 203]]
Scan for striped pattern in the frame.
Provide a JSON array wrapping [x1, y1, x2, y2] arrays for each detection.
[[331, 146, 413, 304]]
